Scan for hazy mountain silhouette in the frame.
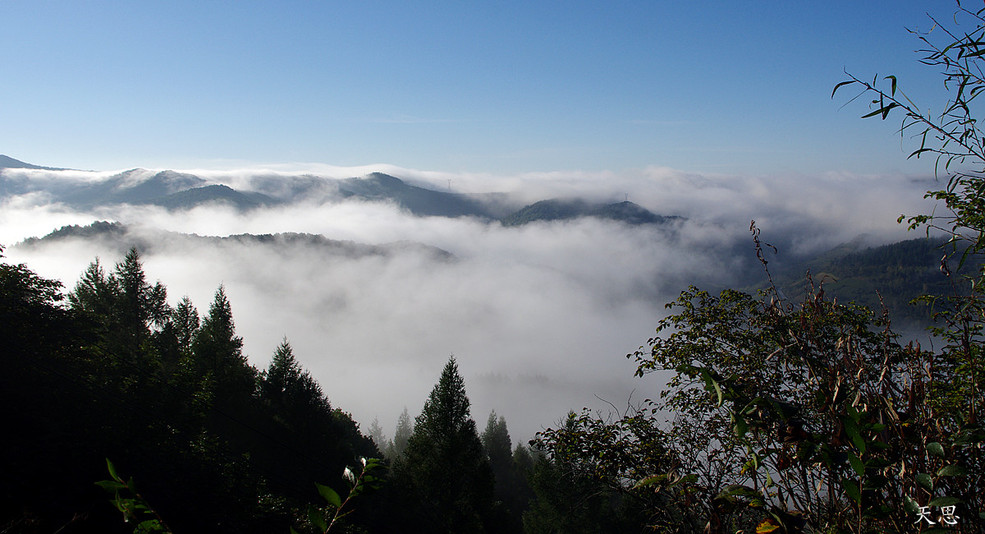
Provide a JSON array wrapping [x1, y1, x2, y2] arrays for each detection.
[[0, 155, 685, 224], [20, 220, 455, 262], [501, 198, 679, 226], [0, 154, 70, 171]]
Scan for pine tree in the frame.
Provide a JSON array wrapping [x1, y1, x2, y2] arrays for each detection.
[[68, 257, 113, 317], [171, 296, 199, 356], [398, 356, 495, 532], [261, 338, 302, 406], [368, 417, 388, 451], [390, 406, 413, 459], [260, 338, 329, 427], [481, 411, 513, 491], [192, 285, 256, 405], [482, 411, 526, 533]]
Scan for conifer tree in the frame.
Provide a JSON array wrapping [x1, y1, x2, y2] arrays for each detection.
[[368, 417, 388, 451], [481, 411, 513, 491], [390, 406, 413, 459], [192, 285, 256, 408], [260, 338, 329, 426], [114, 247, 160, 335], [261, 338, 302, 405], [398, 357, 495, 532], [171, 296, 199, 356], [482, 411, 528, 533], [68, 257, 113, 317]]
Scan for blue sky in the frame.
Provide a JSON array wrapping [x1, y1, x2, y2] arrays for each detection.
[[0, 1, 961, 176]]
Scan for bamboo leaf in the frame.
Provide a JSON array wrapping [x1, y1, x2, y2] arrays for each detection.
[[843, 478, 861, 504], [849, 452, 865, 477], [832, 80, 856, 98], [862, 102, 901, 120]]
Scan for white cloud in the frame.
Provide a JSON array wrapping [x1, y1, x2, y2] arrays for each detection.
[[0, 163, 942, 441]]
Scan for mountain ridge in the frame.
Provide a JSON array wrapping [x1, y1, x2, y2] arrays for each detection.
[[0, 155, 681, 226], [0, 154, 71, 171], [19, 220, 456, 262]]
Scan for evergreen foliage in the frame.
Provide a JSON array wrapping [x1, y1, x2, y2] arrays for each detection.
[[395, 357, 496, 532], [481, 411, 536, 532], [389, 406, 413, 460], [0, 247, 380, 533], [482, 411, 514, 501]]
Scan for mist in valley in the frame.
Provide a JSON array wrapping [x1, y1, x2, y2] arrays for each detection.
[[0, 163, 937, 442]]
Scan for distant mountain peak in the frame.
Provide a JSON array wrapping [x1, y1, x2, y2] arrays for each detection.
[[364, 172, 405, 185], [0, 159, 682, 224], [0, 154, 69, 171]]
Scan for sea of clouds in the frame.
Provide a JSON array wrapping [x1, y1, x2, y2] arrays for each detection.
[[0, 164, 938, 443]]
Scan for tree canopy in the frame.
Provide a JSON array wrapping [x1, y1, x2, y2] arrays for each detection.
[[396, 356, 496, 532], [0, 248, 380, 533]]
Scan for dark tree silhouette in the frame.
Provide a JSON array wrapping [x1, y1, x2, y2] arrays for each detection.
[[397, 356, 495, 532]]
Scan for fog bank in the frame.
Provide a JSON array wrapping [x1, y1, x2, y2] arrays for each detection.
[[0, 164, 936, 441]]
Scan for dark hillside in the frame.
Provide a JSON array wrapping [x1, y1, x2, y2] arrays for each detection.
[[501, 198, 679, 226], [0, 154, 69, 170], [338, 173, 496, 218], [761, 237, 980, 328], [19, 221, 456, 263], [151, 184, 277, 210]]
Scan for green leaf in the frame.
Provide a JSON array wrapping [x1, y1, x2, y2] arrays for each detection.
[[926, 441, 946, 457], [717, 485, 764, 507], [843, 478, 861, 504], [849, 452, 865, 477], [843, 417, 866, 454], [700, 368, 723, 406], [885, 75, 897, 96], [916, 472, 934, 490], [903, 494, 920, 515], [94, 480, 126, 492], [134, 519, 164, 534], [733, 413, 748, 438], [315, 482, 342, 508], [308, 506, 329, 532], [632, 474, 666, 489], [742, 454, 760, 474], [832, 80, 856, 98], [861, 102, 900, 119], [937, 464, 967, 476], [928, 495, 961, 507], [106, 458, 121, 482]]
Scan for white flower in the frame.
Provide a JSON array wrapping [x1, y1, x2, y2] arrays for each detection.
[[343, 466, 356, 484]]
